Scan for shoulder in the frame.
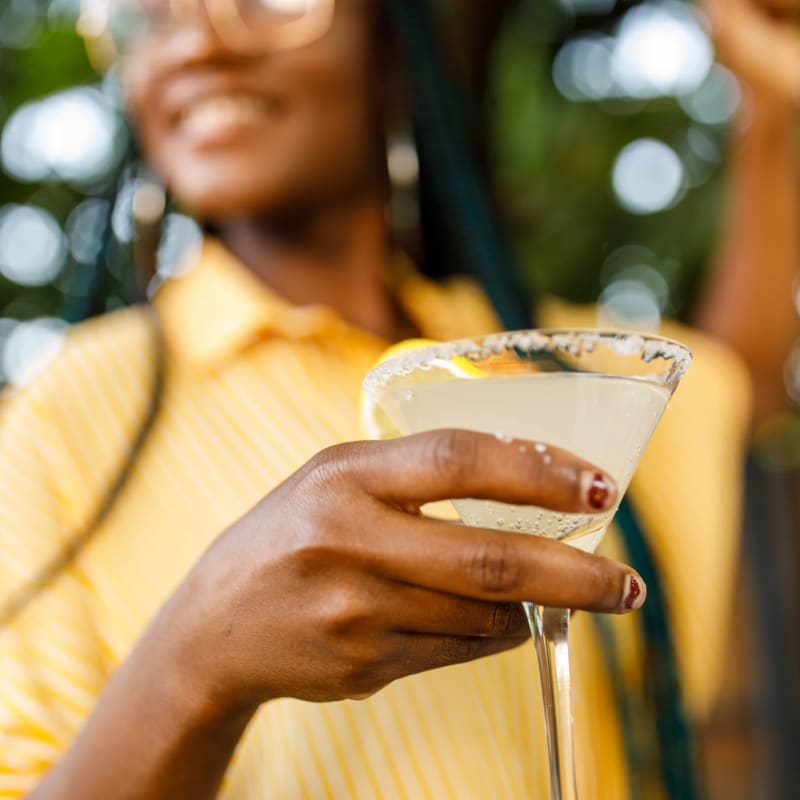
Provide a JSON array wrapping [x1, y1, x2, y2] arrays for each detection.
[[0, 305, 160, 536], [397, 270, 503, 340], [1, 305, 156, 421], [24, 305, 153, 393]]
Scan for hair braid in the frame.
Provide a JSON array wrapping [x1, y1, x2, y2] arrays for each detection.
[[383, 0, 530, 330]]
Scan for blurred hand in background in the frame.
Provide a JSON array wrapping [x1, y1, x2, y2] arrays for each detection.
[[696, 0, 800, 425], [703, 0, 800, 103]]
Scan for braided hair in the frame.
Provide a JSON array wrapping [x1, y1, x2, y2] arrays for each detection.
[[383, 0, 530, 331]]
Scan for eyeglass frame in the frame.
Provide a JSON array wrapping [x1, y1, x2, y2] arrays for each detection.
[[79, 0, 336, 61]]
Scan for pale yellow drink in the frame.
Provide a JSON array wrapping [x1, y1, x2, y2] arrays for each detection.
[[380, 372, 669, 553]]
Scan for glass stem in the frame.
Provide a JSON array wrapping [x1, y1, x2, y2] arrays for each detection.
[[524, 602, 578, 800]]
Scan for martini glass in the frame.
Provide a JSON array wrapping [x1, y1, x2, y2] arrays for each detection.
[[362, 329, 691, 800]]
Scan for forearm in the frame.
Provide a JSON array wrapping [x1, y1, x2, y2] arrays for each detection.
[[694, 94, 800, 425], [28, 591, 256, 800]]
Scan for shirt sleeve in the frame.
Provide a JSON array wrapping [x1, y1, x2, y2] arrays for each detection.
[[0, 383, 109, 798]]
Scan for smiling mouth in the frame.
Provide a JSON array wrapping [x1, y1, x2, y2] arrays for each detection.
[[179, 94, 281, 140]]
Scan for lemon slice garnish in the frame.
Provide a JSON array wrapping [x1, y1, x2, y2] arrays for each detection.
[[359, 339, 435, 440], [360, 338, 487, 521], [359, 338, 484, 440]]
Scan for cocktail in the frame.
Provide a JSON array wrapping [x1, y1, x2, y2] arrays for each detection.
[[362, 329, 691, 800]]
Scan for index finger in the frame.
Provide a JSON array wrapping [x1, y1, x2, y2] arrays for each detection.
[[352, 429, 617, 515]]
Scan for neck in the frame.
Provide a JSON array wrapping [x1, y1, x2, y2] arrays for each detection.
[[216, 195, 415, 342]]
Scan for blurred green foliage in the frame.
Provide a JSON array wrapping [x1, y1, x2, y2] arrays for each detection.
[[0, 5, 98, 322], [489, 0, 723, 311]]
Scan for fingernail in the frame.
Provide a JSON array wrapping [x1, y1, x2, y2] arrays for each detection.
[[581, 471, 615, 511], [622, 574, 646, 612]]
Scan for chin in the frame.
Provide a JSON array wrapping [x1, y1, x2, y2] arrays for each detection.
[[165, 159, 284, 221], [174, 183, 271, 222], [166, 157, 366, 224]]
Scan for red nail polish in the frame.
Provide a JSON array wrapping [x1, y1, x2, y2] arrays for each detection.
[[587, 473, 610, 510], [624, 577, 642, 610]]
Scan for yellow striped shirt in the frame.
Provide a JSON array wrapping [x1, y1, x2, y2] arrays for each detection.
[[0, 240, 751, 798]]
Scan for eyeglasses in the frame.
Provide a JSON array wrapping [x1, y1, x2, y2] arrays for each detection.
[[80, 0, 335, 57]]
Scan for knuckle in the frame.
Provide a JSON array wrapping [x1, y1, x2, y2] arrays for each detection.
[[302, 444, 355, 490], [439, 636, 480, 665], [487, 603, 516, 637], [337, 645, 387, 698], [427, 429, 480, 484], [285, 474, 367, 573], [467, 538, 521, 595], [320, 588, 370, 636], [285, 530, 337, 578]]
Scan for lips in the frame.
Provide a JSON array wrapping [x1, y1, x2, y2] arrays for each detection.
[[177, 93, 281, 143]]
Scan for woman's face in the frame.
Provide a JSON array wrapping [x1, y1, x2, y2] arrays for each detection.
[[122, 0, 384, 220]]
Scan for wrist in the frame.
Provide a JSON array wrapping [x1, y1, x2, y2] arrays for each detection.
[[142, 570, 262, 732]]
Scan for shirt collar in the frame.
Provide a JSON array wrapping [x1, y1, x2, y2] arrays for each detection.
[[153, 238, 501, 368]]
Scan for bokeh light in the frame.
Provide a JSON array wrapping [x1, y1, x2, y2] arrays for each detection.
[[2, 317, 69, 385], [0, 204, 67, 286], [686, 125, 721, 164], [679, 64, 741, 126], [558, 0, 617, 16], [154, 214, 204, 285], [681, 126, 720, 188], [553, 0, 713, 102], [614, 263, 670, 307], [67, 198, 110, 264], [598, 279, 662, 331], [48, 0, 84, 24], [611, 1, 712, 98], [111, 178, 137, 243], [553, 36, 615, 102], [612, 138, 685, 215], [598, 245, 673, 329], [0, 0, 44, 50], [1, 87, 120, 185], [0, 319, 18, 384]]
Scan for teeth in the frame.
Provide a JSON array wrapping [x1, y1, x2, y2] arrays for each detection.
[[181, 95, 274, 135]]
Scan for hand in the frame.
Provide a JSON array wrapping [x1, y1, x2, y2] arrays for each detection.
[[164, 430, 641, 717], [703, 0, 800, 103]]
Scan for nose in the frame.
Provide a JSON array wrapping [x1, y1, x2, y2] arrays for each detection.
[[149, 0, 261, 72], [193, 0, 285, 60]]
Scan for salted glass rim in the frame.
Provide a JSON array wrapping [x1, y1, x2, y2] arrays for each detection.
[[363, 328, 693, 399]]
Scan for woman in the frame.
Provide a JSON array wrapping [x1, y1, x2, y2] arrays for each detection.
[[0, 1, 750, 797]]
